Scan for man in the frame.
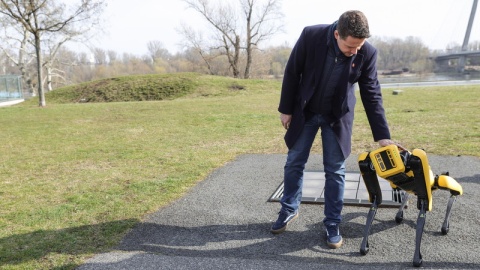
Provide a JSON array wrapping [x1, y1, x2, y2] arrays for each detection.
[[271, 10, 402, 249]]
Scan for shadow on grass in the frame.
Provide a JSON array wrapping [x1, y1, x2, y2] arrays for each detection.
[[0, 218, 139, 268]]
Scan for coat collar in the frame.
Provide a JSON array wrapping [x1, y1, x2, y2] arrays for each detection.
[[314, 22, 366, 87]]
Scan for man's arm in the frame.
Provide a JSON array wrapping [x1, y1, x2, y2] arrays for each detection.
[[357, 45, 391, 139], [278, 27, 308, 115], [358, 44, 404, 149]]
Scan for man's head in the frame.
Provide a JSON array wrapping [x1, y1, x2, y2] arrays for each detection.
[[336, 10, 371, 39], [335, 10, 370, 57]]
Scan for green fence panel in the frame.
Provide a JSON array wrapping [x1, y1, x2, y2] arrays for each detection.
[[0, 75, 23, 100]]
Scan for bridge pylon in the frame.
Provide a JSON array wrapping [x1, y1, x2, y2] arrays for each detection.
[[434, 0, 479, 73]]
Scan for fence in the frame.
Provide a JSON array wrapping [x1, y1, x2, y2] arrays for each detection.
[[0, 75, 23, 101]]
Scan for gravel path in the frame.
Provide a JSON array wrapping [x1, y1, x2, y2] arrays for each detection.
[[78, 154, 480, 270]]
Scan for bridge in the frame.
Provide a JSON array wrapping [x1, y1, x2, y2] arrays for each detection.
[[433, 0, 480, 72], [434, 50, 480, 72]]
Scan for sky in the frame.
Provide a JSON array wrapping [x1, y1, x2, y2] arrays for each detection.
[[80, 0, 480, 56]]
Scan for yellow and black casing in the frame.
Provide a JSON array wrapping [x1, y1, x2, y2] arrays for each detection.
[[369, 145, 405, 179]]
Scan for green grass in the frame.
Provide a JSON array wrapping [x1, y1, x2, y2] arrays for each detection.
[[361, 85, 480, 155], [1, 73, 479, 269]]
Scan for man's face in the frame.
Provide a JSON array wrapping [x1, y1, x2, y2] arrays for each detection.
[[334, 30, 366, 57]]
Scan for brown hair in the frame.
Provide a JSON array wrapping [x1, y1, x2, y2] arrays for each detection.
[[337, 10, 371, 39]]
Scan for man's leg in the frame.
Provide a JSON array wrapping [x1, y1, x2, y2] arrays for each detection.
[[271, 114, 319, 234], [319, 116, 346, 248]]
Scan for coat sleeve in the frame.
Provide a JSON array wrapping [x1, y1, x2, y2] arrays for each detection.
[[358, 46, 391, 141]]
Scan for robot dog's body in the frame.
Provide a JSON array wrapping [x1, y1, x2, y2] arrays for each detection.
[[358, 145, 463, 267]]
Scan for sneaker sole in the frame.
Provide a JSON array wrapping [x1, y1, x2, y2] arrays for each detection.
[[327, 238, 343, 249], [270, 213, 299, 234]]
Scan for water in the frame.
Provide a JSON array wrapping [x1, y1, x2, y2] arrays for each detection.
[[379, 72, 480, 84]]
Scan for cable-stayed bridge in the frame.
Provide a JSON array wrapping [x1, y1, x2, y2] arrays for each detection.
[[433, 0, 480, 73]]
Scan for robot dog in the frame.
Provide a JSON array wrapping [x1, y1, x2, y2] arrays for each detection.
[[358, 145, 463, 267]]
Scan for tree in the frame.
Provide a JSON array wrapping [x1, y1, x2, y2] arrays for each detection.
[[92, 47, 107, 65], [0, 0, 106, 107], [178, 23, 218, 75], [266, 43, 290, 78], [241, 0, 284, 78], [43, 30, 74, 91], [369, 36, 432, 73], [146, 40, 173, 73], [146, 40, 170, 66], [107, 50, 118, 65], [0, 18, 37, 94], [182, 0, 284, 79]]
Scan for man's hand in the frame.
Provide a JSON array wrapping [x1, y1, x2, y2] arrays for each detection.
[[280, 114, 292, 130], [378, 139, 406, 151]]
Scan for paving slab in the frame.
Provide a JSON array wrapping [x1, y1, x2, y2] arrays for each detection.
[[269, 171, 406, 207]]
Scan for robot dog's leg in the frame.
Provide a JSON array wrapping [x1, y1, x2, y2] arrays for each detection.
[[436, 173, 463, 235], [413, 199, 427, 267], [395, 191, 409, 224], [361, 198, 378, 255], [441, 195, 457, 235], [410, 150, 433, 267], [358, 152, 382, 255]]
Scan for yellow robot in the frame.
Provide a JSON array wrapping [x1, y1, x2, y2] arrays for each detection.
[[358, 145, 463, 267]]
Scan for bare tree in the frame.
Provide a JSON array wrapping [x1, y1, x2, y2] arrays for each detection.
[[0, 19, 37, 94], [0, 0, 105, 107], [182, 0, 283, 79], [92, 47, 107, 65], [43, 31, 75, 91], [370, 36, 431, 73], [241, 0, 284, 78], [107, 50, 118, 64], [178, 23, 219, 75], [146, 40, 170, 67], [182, 0, 241, 77]]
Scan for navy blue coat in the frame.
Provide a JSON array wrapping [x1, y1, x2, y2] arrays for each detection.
[[278, 23, 391, 158]]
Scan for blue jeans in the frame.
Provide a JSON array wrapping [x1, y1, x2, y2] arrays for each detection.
[[280, 114, 346, 225]]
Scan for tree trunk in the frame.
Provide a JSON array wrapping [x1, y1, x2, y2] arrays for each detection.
[[244, 46, 252, 79], [34, 34, 46, 107], [46, 65, 53, 91], [233, 35, 241, 78], [223, 35, 241, 78], [244, 2, 253, 79]]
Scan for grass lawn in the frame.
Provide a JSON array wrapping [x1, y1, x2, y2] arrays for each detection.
[[0, 73, 479, 269]]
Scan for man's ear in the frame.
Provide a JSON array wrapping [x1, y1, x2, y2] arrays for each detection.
[[334, 30, 339, 40]]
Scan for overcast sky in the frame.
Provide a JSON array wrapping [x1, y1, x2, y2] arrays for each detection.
[[82, 0, 480, 56]]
